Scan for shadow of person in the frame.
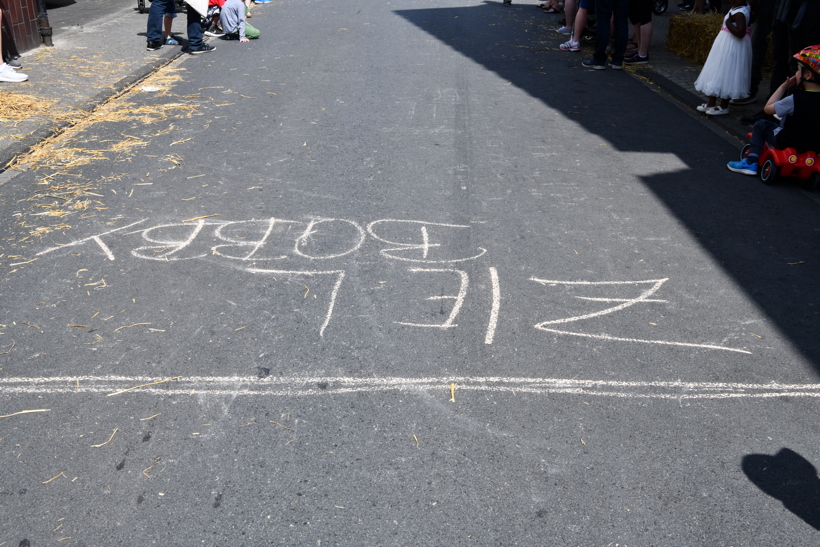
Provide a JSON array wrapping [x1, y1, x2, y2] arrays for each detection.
[[742, 448, 820, 530]]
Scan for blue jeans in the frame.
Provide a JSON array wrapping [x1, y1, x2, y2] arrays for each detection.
[[749, 119, 782, 157], [594, 0, 629, 64], [147, 0, 203, 49]]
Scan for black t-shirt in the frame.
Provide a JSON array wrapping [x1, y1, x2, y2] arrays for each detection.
[[780, 88, 820, 153]]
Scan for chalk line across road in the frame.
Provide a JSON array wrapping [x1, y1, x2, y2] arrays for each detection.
[[2, 375, 820, 400]]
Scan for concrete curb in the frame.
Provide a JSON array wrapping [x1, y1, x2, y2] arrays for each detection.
[[633, 65, 750, 147], [0, 51, 182, 171]]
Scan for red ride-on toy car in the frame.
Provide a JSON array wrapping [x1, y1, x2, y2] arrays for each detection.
[[741, 132, 820, 189]]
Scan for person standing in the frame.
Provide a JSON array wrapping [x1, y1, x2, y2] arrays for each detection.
[[735, 0, 774, 106], [0, 6, 26, 82], [693, 0, 753, 115], [582, 0, 630, 69], [625, 0, 653, 65], [147, 0, 215, 55]]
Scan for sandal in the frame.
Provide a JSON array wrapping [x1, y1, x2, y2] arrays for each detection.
[[542, 6, 563, 13], [626, 40, 638, 51]]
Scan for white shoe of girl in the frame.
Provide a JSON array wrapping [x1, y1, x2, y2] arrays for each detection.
[[706, 106, 729, 116]]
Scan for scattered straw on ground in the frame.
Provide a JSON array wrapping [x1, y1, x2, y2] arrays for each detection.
[[0, 92, 72, 125], [5, 63, 202, 244]]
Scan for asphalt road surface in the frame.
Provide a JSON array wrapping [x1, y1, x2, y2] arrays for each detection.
[[1, 0, 819, 544]]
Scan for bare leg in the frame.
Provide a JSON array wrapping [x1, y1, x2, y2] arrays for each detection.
[[719, 98, 730, 109], [163, 15, 173, 40], [572, 7, 587, 42], [638, 21, 652, 57], [564, 0, 577, 32]]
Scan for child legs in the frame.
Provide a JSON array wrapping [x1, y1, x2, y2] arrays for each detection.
[[705, 96, 731, 109], [748, 119, 780, 157], [727, 119, 779, 175], [244, 23, 260, 39]]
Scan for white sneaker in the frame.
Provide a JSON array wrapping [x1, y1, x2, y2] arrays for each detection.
[[705, 105, 729, 116], [0, 63, 27, 82], [696, 103, 709, 112], [560, 40, 580, 51], [555, 26, 572, 34]]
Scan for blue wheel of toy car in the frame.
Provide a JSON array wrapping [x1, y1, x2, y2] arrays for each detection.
[[760, 158, 779, 185]]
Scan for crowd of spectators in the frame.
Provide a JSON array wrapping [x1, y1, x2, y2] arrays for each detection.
[[539, 0, 820, 125], [146, 0, 261, 54]]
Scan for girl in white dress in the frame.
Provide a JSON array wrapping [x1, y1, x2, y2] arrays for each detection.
[[693, 0, 752, 116]]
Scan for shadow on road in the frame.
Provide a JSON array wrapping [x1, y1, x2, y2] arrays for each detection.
[[742, 448, 820, 530], [395, 0, 820, 374]]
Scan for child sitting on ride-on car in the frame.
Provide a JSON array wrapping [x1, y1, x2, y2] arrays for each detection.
[[727, 45, 820, 176]]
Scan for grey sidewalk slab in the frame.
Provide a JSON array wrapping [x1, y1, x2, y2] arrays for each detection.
[[0, 3, 184, 168]]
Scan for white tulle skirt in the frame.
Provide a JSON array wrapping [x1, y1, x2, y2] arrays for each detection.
[[694, 31, 752, 100]]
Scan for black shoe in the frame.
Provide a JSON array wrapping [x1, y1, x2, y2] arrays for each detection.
[[729, 95, 757, 105], [582, 58, 607, 70], [146, 41, 163, 51], [189, 44, 216, 55], [205, 25, 226, 37], [5, 56, 21, 69], [624, 54, 649, 65]]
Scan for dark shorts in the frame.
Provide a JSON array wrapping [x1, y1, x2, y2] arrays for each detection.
[[579, 0, 593, 9], [629, 0, 652, 25]]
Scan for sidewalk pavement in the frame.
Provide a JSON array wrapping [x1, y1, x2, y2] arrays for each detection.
[[0, 1, 762, 171], [541, 5, 767, 145], [0, 2, 183, 169], [631, 8, 768, 146]]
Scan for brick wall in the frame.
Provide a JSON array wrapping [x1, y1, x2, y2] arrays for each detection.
[[4, 0, 42, 53]]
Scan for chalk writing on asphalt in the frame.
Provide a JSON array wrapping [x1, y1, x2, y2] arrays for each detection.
[[34, 217, 749, 353]]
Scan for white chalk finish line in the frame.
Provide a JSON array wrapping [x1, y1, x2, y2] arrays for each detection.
[[2, 376, 820, 400]]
